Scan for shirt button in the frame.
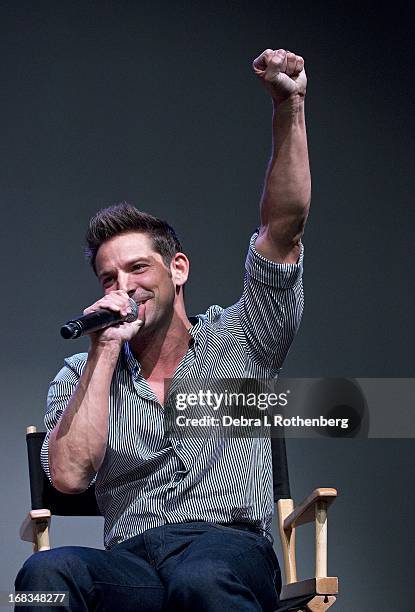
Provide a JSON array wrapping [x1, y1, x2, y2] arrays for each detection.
[[173, 474, 181, 482], [176, 443, 183, 451]]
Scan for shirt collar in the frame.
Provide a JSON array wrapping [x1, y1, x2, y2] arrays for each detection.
[[187, 315, 204, 342], [122, 314, 204, 375], [122, 341, 141, 376]]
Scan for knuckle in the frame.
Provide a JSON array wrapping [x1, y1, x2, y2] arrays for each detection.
[[107, 293, 121, 303], [261, 49, 273, 59], [269, 57, 281, 67], [85, 301, 100, 313]]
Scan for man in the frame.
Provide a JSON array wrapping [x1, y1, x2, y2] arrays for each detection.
[[16, 48, 310, 611]]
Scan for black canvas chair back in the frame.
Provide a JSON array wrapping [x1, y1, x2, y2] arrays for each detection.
[[26, 431, 100, 516], [271, 432, 291, 503], [26, 430, 290, 514]]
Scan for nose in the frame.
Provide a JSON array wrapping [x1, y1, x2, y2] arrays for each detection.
[[116, 272, 136, 296]]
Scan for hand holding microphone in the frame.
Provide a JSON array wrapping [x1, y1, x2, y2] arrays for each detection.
[[60, 291, 146, 342]]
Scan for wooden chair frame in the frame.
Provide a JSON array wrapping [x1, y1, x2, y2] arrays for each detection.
[[277, 489, 338, 611]]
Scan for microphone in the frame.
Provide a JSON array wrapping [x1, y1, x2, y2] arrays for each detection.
[[60, 298, 138, 339]]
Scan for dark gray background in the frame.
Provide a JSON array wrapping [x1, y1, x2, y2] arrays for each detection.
[[1, 1, 414, 609]]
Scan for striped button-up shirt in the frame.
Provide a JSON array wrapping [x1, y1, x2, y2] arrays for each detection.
[[41, 233, 304, 549]]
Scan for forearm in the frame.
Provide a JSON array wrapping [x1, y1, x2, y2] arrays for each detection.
[[48, 341, 121, 493], [259, 95, 311, 247]]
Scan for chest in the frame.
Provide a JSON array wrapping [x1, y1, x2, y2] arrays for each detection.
[[146, 378, 167, 407]]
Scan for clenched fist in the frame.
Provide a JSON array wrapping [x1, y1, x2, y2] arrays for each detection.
[[252, 48, 307, 104], [83, 290, 146, 347]]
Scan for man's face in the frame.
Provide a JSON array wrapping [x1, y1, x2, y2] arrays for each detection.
[[94, 231, 178, 333]]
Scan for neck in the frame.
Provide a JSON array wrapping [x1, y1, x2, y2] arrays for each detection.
[[130, 302, 193, 380]]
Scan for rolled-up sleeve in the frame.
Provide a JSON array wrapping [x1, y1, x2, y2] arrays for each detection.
[[238, 232, 304, 373], [40, 354, 86, 485]]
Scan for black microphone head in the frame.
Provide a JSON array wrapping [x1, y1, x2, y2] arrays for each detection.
[[60, 322, 81, 339]]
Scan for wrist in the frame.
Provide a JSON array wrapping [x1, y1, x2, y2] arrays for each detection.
[[272, 93, 305, 115], [89, 338, 122, 362]]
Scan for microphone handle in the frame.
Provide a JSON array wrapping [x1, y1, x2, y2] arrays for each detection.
[[60, 310, 120, 339], [60, 299, 138, 340]]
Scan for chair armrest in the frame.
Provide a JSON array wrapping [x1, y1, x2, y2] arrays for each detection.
[[281, 577, 338, 600], [277, 487, 339, 596], [283, 488, 337, 530], [20, 510, 51, 551]]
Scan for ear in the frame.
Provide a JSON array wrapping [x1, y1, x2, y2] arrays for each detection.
[[170, 253, 190, 288]]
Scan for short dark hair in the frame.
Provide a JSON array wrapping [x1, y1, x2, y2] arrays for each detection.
[[85, 202, 183, 273]]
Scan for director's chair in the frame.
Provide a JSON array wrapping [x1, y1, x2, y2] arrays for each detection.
[[20, 426, 338, 611]]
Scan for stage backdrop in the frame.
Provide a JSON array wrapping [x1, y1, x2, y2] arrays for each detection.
[[1, 1, 414, 609]]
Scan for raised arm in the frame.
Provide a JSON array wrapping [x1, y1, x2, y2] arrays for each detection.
[[252, 48, 310, 264]]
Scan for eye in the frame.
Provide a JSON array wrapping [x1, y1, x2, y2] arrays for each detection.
[[101, 276, 114, 288], [132, 263, 147, 272]]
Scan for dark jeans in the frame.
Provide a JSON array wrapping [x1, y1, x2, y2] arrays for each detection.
[[15, 521, 281, 611]]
